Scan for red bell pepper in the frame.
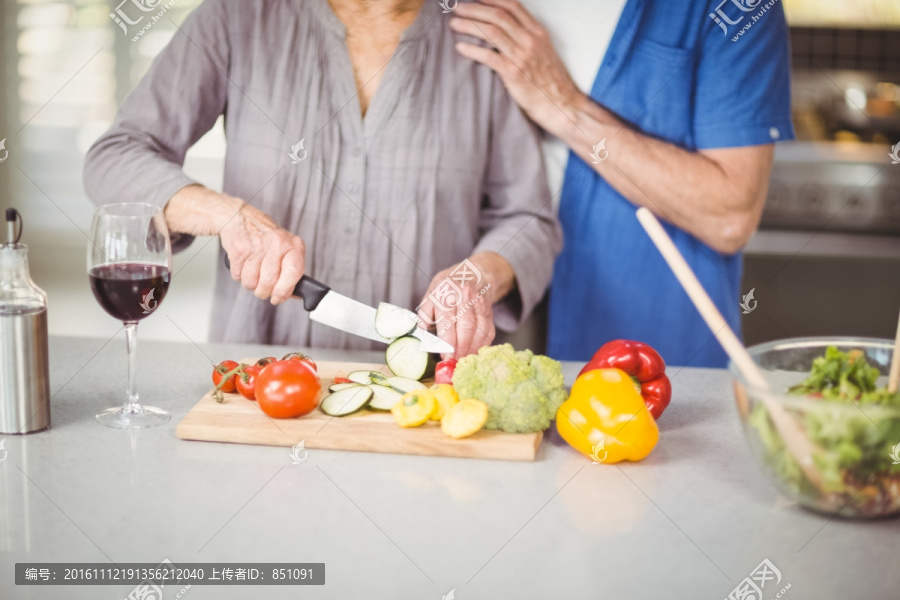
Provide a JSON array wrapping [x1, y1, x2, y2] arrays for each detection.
[[578, 340, 672, 420]]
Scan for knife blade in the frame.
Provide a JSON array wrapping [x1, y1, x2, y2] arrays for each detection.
[[308, 287, 452, 354], [223, 255, 453, 354]]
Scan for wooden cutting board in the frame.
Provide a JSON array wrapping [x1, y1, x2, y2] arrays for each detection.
[[176, 360, 543, 461]]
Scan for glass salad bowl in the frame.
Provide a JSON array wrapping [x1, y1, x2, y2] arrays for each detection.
[[730, 337, 900, 518]]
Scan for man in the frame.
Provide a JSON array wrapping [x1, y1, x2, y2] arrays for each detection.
[[450, 0, 793, 367], [83, 0, 561, 358]]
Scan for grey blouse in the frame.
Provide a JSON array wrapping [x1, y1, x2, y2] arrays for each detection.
[[84, 0, 561, 349]]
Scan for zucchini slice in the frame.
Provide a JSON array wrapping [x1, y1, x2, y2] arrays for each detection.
[[366, 384, 404, 411], [347, 370, 375, 385], [381, 376, 427, 394], [385, 336, 435, 380], [328, 382, 361, 393], [374, 302, 419, 339], [320, 386, 374, 416]]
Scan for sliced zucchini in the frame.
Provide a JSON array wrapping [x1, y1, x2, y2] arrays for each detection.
[[346, 370, 387, 385], [385, 336, 436, 380], [381, 376, 427, 394], [328, 382, 361, 393], [320, 386, 374, 416], [366, 384, 404, 411], [375, 302, 419, 339], [347, 370, 375, 385]]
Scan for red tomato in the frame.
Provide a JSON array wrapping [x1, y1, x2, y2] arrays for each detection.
[[236, 365, 261, 400], [282, 352, 317, 373], [256, 359, 321, 418], [257, 356, 277, 367], [212, 360, 239, 393], [332, 377, 354, 384]]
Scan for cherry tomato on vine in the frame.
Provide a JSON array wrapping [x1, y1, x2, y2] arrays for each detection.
[[256, 356, 277, 367], [282, 352, 317, 373], [236, 364, 262, 400], [212, 360, 239, 393]]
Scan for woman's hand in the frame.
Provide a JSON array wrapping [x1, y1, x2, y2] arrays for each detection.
[[449, 0, 583, 135], [219, 203, 306, 305], [417, 252, 514, 360], [164, 185, 306, 304]]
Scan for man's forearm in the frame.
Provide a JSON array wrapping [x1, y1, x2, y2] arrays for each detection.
[[163, 184, 246, 236], [547, 93, 772, 254]]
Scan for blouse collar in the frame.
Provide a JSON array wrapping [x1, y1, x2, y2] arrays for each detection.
[[309, 0, 441, 42]]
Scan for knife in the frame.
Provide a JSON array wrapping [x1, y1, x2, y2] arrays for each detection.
[[223, 255, 453, 354]]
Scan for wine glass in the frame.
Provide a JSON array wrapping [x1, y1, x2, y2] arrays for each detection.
[[87, 203, 172, 428]]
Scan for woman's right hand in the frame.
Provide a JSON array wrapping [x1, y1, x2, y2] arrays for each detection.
[[163, 185, 305, 305], [219, 202, 306, 305]]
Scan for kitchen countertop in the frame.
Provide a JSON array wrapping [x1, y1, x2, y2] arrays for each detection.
[[745, 229, 900, 259], [1, 336, 897, 600]]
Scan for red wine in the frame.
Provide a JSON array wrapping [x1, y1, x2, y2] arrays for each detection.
[[89, 263, 170, 322]]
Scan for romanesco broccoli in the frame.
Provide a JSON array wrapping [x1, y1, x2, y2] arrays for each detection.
[[451, 344, 566, 433]]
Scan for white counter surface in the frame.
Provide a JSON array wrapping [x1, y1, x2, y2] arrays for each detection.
[[1, 336, 897, 599]]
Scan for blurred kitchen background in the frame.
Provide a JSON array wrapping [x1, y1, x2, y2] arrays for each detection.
[[1, 0, 899, 352]]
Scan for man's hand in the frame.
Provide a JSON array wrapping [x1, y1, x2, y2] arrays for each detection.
[[164, 185, 306, 304], [417, 252, 515, 360], [450, 0, 581, 133]]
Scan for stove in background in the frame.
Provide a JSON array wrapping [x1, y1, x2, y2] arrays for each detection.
[[742, 141, 900, 346]]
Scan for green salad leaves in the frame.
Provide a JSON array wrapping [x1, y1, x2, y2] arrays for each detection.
[[787, 346, 900, 405]]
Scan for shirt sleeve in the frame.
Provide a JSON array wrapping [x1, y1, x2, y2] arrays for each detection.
[[83, 0, 232, 251], [692, 1, 795, 149], [472, 77, 563, 332]]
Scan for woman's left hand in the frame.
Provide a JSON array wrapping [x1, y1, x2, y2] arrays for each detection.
[[449, 0, 582, 134], [417, 252, 514, 360]]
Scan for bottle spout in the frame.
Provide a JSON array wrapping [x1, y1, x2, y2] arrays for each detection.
[[0, 209, 46, 313]]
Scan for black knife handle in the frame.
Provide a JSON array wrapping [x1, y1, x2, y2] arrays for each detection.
[[223, 254, 330, 312], [292, 276, 330, 311]]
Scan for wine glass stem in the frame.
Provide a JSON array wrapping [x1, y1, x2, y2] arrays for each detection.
[[124, 322, 141, 413]]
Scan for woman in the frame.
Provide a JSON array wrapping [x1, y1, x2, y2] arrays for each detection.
[[84, 0, 561, 357]]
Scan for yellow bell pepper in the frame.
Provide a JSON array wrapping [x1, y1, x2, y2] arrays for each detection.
[[556, 368, 659, 463]]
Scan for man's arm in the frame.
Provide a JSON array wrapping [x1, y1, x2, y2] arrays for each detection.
[[449, 0, 774, 255], [554, 100, 773, 254]]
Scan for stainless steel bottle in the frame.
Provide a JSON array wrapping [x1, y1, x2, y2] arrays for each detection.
[[0, 209, 50, 434]]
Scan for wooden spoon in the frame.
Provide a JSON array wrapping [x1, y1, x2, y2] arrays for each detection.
[[635, 208, 824, 491], [888, 308, 900, 394]]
